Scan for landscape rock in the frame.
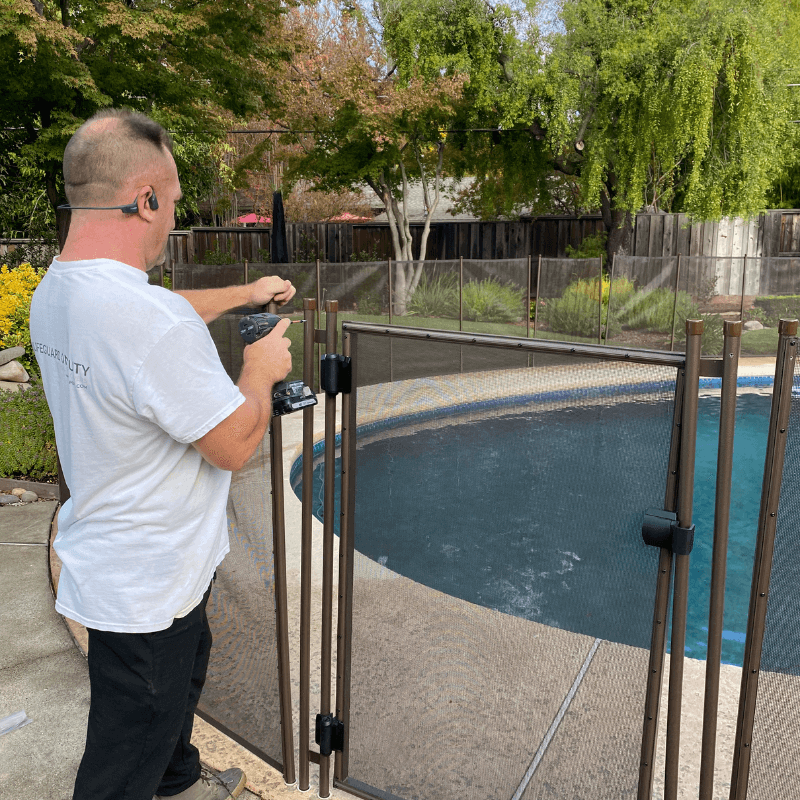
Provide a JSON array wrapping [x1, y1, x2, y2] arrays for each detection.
[[743, 320, 764, 331], [0, 380, 31, 392], [10, 488, 25, 497], [0, 494, 21, 505], [19, 491, 39, 503], [0, 346, 25, 366], [0, 360, 29, 382]]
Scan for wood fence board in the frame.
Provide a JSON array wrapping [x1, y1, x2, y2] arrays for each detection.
[[634, 216, 649, 256], [791, 214, 800, 253], [662, 215, 674, 257], [675, 215, 690, 257], [649, 215, 664, 265]]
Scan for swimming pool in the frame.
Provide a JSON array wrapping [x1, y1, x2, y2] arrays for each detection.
[[292, 384, 772, 667]]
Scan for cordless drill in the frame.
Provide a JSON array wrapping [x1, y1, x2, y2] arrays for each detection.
[[239, 312, 317, 416]]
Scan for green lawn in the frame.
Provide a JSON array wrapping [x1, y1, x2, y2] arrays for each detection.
[[740, 326, 780, 357], [282, 312, 604, 381]]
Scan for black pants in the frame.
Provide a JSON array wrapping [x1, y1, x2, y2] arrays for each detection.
[[72, 584, 213, 800]]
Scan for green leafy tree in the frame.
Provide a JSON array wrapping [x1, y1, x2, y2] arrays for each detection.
[[0, 0, 292, 237], [280, 0, 516, 312], [459, 0, 800, 258]]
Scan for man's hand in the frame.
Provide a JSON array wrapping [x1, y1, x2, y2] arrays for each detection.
[[247, 276, 296, 308], [191, 318, 292, 471], [242, 317, 293, 387]]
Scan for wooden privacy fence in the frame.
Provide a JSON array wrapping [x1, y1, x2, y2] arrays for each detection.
[[170, 217, 607, 266], [165, 211, 800, 269]]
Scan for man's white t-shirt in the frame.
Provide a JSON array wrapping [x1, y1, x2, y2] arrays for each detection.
[[29, 257, 246, 633]]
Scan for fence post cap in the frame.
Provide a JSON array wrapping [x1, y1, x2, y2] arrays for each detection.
[[779, 319, 799, 336], [723, 320, 743, 337], [686, 319, 705, 335]]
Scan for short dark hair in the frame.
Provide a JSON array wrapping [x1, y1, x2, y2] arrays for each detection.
[[63, 109, 174, 205]]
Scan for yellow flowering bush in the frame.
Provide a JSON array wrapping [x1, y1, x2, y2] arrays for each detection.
[[0, 262, 44, 376]]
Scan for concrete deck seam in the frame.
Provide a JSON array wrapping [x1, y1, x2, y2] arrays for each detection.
[[512, 637, 602, 800], [0, 541, 48, 546]]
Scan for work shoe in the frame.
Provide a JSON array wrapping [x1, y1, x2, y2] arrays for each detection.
[[154, 768, 247, 799]]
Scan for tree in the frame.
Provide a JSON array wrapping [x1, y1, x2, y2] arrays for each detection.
[[458, 0, 800, 259], [0, 0, 292, 237], [278, 0, 516, 311]]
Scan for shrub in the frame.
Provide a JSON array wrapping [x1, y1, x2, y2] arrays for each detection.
[[674, 312, 725, 356], [752, 295, 800, 328], [540, 276, 634, 338], [407, 273, 459, 318], [565, 275, 636, 308], [354, 270, 385, 314], [462, 278, 525, 323], [0, 378, 57, 481], [616, 288, 699, 334], [565, 231, 607, 259], [542, 291, 613, 338], [0, 262, 45, 376], [1, 237, 59, 273], [201, 243, 238, 265]]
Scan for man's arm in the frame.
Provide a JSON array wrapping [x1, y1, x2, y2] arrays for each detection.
[[191, 319, 292, 470], [174, 276, 296, 324]]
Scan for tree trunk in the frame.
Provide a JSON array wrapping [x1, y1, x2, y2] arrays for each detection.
[[600, 180, 634, 263], [607, 208, 633, 259]]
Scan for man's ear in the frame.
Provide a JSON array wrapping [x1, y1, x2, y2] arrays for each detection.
[[137, 186, 158, 221]]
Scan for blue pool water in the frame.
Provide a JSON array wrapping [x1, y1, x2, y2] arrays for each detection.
[[293, 391, 771, 667]]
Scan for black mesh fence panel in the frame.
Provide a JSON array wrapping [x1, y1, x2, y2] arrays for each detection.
[[196, 326, 285, 769], [462, 258, 529, 328], [739, 357, 800, 799], [318, 261, 391, 320], [391, 260, 461, 323], [535, 257, 604, 344], [341, 331, 681, 800]]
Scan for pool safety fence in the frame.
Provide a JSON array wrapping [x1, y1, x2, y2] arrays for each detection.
[[150, 254, 800, 362], [729, 320, 800, 800], [199, 300, 800, 799]]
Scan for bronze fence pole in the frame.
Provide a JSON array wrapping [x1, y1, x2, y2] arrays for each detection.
[[388, 258, 393, 324], [298, 298, 317, 792], [739, 255, 747, 322], [318, 300, 339, 799], [729, 319, 798, 800], [638, 367, 685, 799], [267, 300, 297, 787], [664, 319, 703, 800], [316, 259, 322, 392], [534, 255, 542, 339], [334, 328, 356, 785], [605, 254, 616, 346], [699, 320, 741, 800], [598, 255, 603, 345], [459, 255, 464, 333], [527, 254, 532, 340], [387, 258, 394, 382], [670, 255, 682, 353]]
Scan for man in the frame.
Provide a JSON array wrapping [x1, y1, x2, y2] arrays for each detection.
[[29, 108, 294, 800]]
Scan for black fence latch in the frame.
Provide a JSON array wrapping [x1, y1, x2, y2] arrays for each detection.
[[320, 354, 352, 396], [641, 509, 695, 555], [315, 713, 344, 756]]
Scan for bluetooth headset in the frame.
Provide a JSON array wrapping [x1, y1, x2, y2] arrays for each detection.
[[57, 189, 158, 214]]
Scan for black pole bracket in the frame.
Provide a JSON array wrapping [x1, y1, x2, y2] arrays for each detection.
[[642, 509, 695, 555], [315, 713, 344, 756], [320, 354, 352, 396]]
